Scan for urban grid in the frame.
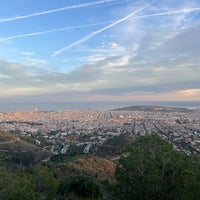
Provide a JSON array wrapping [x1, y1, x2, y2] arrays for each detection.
[[0, 106, 200, 157]]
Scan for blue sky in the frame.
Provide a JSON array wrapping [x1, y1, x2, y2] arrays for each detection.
[[0, 0, 200, 103]]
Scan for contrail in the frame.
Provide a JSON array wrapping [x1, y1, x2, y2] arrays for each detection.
[[1, 6, 200, 42], [0, 0, 115, 23], [0, 21, 113, 41], [132, 7, 200, 20], [52, 0, 158, 57]]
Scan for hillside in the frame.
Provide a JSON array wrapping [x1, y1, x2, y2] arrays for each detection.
[[0, 131, 18, 143], [113, 105, 191, 112], [54, 156, 116, 182], [0, 132, 51, 167], [69, 156, 115, 174]]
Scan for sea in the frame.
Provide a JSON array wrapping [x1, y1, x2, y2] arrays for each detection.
[[0, 101, 200, 112]]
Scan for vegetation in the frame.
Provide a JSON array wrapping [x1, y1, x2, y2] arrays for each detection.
[[96, 134, 132, 157], [58, 175, 102, 200], [0, 168, 33, 200], [66, 156, 116, 180], [0, 131, 17, 142], [114, 134, 200, 200], [31, 165, 59, 199], [113, 105, 191, 113], [0, 133, 200, 199], [0, 137, 51, 168]]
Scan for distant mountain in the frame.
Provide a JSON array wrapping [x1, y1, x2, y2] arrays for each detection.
[[112, 105, 191, 112]]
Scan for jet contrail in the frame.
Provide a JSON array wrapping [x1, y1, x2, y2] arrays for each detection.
[[0, 0, 115, 23], [132, 7, 200, 20], [0, 21, 113, 41], [52, 0, 158, 57], [1, 6, 200, 42]]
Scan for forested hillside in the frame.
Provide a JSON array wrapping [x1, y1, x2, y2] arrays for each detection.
[[0, 133, 200, 199]]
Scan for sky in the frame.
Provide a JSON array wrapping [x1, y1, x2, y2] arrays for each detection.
[[0, 0, 200, 103]]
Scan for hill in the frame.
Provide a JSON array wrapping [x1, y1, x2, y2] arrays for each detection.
[[53, 155, 116, 183], [68, 156, 116, 177], [0, 131, 18, 143], [112, 105, 191, 112], [0, 132, 51, 167]]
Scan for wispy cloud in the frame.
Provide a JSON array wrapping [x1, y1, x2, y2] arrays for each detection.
[[52, 0, 158, 57], [1, 0, 200, 102], [131, 6, 200, 20], [2, 6, 200, 42], [177, 89, 200, 96], [0, 0, 115, 23]]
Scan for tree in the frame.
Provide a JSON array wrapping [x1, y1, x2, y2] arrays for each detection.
[[32, 165, 58, 199], [58, 175, 102, 200], [96, 135, 130, 157], [0, 168, 34, 200], [114, 134, 200, 200]]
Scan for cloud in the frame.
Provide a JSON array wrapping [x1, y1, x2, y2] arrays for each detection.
[[64, 42, 126, 64], [71, 55, 107, 63], [177, 89, 200, 96], [52, 0, 157, 56], [1, 0, 200, 102], [0, 0, 115, 23], [1, 5, 200, 44], [51, 2, 200, 57], [130, 6, 200, 20], [0, 52, 200, 101], [2, 15, 200, 94], [0, 60, 28, 79], [160, 25, 200, 56]]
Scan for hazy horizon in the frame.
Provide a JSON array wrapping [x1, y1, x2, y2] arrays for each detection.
[[0, 101, 200, 112]]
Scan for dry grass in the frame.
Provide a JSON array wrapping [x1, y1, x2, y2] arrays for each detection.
[[0, 132, 17, 142], [66, 155, 116, 181]]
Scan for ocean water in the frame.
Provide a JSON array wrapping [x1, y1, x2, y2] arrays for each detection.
[[0, 101, 199, 112]]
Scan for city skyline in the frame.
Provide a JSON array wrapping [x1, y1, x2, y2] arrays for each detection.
[[0, 0, 200, 103]]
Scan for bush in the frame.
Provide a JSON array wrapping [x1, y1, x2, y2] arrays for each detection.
[[58, 175, 102, 199]]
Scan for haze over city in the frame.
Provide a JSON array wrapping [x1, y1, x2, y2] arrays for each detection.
[[0, 0, 200, 103]]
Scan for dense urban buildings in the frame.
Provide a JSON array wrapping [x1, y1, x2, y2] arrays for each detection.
[[0, 106, 200, 156]]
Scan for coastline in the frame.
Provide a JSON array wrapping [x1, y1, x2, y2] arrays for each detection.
[[0, 101, 199, 112]]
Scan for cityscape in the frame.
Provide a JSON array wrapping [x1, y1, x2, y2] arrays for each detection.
[[1, 105, 200, 157], [1, 0, 200, 198]]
